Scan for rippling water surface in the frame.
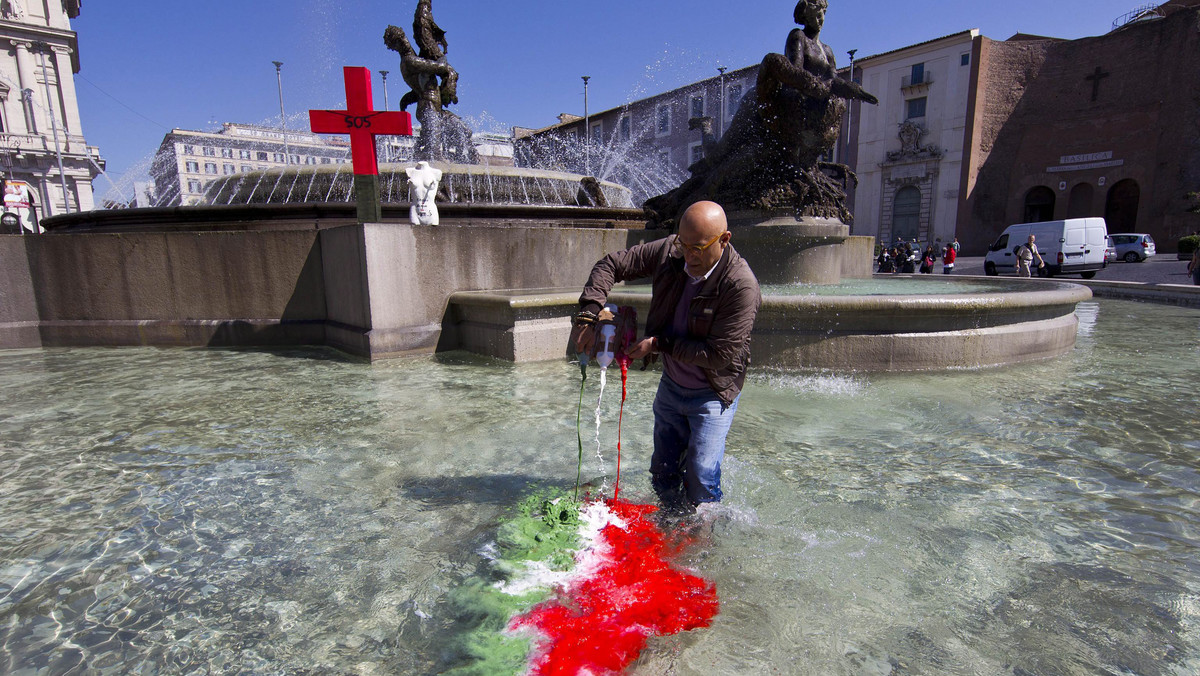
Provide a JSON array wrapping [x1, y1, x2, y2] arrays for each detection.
[[0, 299, 1197, 675]]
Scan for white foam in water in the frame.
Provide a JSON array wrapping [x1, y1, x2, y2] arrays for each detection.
[[756, 370, 867, 396], [492, 500, 624, 597]]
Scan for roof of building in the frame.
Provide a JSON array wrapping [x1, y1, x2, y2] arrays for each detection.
[[516, 65, 758, 136], [854, 29, 980, 65]]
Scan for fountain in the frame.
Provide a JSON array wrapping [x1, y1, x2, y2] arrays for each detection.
[[3, 0, 1089, 372]]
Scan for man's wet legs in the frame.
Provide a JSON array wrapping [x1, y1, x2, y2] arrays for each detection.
[[650, 378, 740, 510]]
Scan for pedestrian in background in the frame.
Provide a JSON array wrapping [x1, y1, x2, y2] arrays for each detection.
[[942, 243, 956, 274], [1016, 234, 1044, 277]]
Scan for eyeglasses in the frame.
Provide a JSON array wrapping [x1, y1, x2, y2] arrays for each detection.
[[672, 231, 725, 256]]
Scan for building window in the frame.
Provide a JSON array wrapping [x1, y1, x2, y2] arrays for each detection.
[[241, 165, 253, 173], [185, 160, 199, 173], [183, 144, 195, 155], [656, 104, 671, 136], [223, 164, 236, 175], [221, 148, 233, 158], [691, 95, 704, 118], [726, 84, 743, 118], [961, 53, 970, 67], [257, 151, 269, 161], [289, 154, 301, 164], [906, 97, 927, 120], [689, 142, 704, 165], [203, 146, 216, 156], [619, 115, 631, 141], [910, 63, 925, 86], [239, 149, 252, 160], [187, 180, 203, 193], [589, 121, 602, 144], [274, 153, 286, 163], [321, 157, 331, 164], [204, 162, 218, 174]]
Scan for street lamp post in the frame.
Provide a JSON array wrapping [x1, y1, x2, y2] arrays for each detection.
[[717, 66, 727, 140], [33, 43, 69, 215], [379, 70, 391, 163], [581, 75, 590, 176], [844, 49, 857, 166], [273, 61, 290, 165]]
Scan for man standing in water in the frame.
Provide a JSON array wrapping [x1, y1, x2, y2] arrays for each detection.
[[570, 201, 761, 513]]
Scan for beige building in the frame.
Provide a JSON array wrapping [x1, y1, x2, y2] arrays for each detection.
[[150, 124, 355, 206], [0, 0, 101, 224], [851, 30, 978, 246]]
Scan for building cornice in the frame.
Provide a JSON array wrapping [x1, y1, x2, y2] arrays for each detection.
[[856, 29, 980, 66], [0, 24, 80, 71]]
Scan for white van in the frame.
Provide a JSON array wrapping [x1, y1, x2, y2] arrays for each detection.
[[983, 217, 1108, 278]]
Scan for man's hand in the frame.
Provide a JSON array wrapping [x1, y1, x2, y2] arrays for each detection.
[[570, 324, 595, 355], [625, 336, 656, 360]]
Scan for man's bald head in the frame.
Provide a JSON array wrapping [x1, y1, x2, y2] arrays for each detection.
[[676, 201, 731, 276], [679, 201, 728, 240]]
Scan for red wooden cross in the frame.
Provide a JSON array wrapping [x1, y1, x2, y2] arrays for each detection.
[[309, 66, 413, 175]]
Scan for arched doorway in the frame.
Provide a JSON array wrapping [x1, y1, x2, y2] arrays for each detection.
[[1067, 183, 1094, 219], [1023, 186, 1055, 223], [892, 186, 921, 242], [1104, 179, 1140, 232]]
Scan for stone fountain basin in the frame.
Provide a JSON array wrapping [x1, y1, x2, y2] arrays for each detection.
[[444, 277, 1092, 371]]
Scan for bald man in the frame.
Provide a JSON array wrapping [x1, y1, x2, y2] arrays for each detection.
[[571, 201, 761, 513]]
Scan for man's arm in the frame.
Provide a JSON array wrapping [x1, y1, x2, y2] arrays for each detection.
[[572, 238, 670, 354], [578, 239, 669, 314]]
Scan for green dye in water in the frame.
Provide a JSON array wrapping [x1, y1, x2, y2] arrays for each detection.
[[443, 491, 585, 674]]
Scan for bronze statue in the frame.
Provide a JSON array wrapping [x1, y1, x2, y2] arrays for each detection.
[[644, 0, 878, 228], [384, 0, 478, 163]]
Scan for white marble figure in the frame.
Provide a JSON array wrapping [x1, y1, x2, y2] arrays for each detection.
[[405, 161, 442, 226]]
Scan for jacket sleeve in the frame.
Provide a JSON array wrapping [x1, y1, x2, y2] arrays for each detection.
[[666, 277, 761, 370], [578, 238, 670, 314]]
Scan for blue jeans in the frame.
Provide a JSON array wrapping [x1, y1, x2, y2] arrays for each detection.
[[651, 376, 740, 507]]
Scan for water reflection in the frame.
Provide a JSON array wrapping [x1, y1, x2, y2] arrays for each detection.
[[0, 298, 1197, 674]]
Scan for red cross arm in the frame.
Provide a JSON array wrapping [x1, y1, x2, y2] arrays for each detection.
[[308, 66, 414, 175]]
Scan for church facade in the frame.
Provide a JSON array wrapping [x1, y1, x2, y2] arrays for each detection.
[[957, 2, 1200, 253]]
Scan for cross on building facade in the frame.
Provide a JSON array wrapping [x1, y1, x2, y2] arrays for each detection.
[[1085, 66, 1110, 102], [310, 66, 413, 222]]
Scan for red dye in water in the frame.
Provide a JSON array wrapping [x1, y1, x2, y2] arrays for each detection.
[[510, 500, 719, 675]]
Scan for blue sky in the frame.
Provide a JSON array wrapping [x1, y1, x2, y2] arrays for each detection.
[[73, 0, 1142, 185]]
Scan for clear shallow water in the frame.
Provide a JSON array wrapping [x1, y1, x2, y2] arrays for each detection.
[[0, 299, 1196, 675]]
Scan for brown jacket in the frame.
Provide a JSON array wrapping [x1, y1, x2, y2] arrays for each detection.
[[580, 237, 761, 405]]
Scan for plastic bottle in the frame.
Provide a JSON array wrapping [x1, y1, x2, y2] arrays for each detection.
[[595, 305, 618, 370]]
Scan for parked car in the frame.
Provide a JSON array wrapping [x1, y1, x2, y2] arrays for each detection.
[[984, 217, 1108, 278], [1109, 233, 1156, 262], [1104, 236, 1117, 263]]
